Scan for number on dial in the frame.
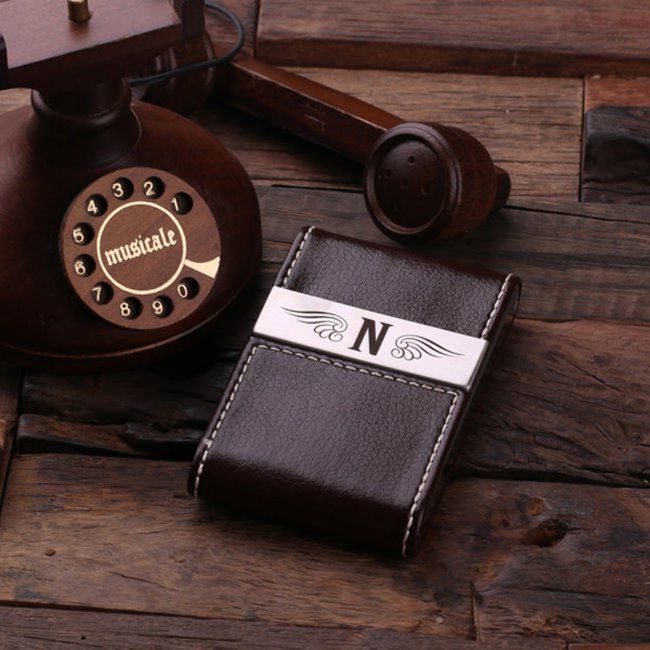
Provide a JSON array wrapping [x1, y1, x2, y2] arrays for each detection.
[[74, 255, 95, 277], [171, 192, 193, 215], [143, 177, 165, 199], [119, 298, 141, 320], [177, 278, 199, 300], [91, 282, 113, 305], [152, 296, 173, 318], [72, 223, 93, 246], [86, 195, 107, 217], [112, 178, 134, 200]]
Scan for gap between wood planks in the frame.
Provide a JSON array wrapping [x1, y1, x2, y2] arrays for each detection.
[[0, 604, 566, 649]]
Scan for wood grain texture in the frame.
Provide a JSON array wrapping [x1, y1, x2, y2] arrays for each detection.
[[16, 414, 201, 459], [582, 77, 650, 206], [585, 76, 650, 112], [571, 646, 650, 650], [298, 68, 579, 207], [0, 455, 646, 643], [256, 0, 650, 77], [0, 366, 20, 505], [19, 318, 649, 488], [0, 607, 563, 650]]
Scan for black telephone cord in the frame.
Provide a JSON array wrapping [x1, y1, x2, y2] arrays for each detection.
[[129, 2, 244, 88]]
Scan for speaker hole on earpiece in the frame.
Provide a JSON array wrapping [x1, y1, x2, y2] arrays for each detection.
[[408, 156, 415, 164]]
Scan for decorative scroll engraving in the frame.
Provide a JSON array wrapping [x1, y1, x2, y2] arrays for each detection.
[[282, 308, 348, 342], [391, 335, 463, 361], [255, 288, 487, 389]]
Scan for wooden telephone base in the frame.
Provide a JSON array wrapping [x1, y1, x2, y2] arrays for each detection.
[[0, 0, 261, 371]]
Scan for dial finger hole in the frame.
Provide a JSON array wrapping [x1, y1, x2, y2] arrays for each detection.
[[143, 177, 165, 199], [119, 298, 142, 320], [112, 178, 134, 201], [86, 194, 107, 217], [91, 282, 113, 305], [73, 255, 95, 277], [152, 296, 174, 318], [72, 223, 94, 246], [171, 192, 193, 215], [177, 278, 199, 300]]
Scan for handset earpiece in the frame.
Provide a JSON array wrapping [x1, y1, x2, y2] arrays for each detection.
[[364, 122, 509, 242]]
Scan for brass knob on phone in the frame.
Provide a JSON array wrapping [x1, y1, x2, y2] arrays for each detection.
[[68, 0, 92, 24]]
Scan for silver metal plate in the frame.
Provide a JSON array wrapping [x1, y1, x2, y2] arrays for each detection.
[[254, 287, 487, 389]]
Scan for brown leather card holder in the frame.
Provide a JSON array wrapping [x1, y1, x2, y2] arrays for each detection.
[[188, 227, 521, 556]]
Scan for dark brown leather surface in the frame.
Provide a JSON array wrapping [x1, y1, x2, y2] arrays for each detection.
[[278, 229, 511, 340], [189, 228, 521, 556]]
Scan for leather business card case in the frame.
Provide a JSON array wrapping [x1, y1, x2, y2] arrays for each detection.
[[189, 227, 521, 556]]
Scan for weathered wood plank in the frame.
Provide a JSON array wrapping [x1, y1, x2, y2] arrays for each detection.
[[458, 319, 649, 486], [0, 455, 646, 643], [0, 365, 20, 507], [582, 76, 650, 206], [477, 589, 650, 645], [16, 414, 200, 459], [292, 68, 581, 202], [585, 77, 650, 111], [256, 0, 650, 77], [0, 606, 563, 650], [19, 319, 650, 487]]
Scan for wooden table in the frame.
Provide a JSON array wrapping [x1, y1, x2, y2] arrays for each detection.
[[0, 1, 648, 647]]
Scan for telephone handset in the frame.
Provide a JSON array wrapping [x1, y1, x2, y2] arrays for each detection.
[[0, 0, 260, 369], [140, 24, 510, 243]]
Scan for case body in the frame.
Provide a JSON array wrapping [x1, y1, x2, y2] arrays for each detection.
[[189, 228, 521, 556]]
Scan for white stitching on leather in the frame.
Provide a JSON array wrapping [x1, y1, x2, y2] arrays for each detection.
[[401, 273, 512, 555], [258, 345, 457, 396], [193, 343, 459, 517], [192, 345, 259, 497], [194, 228, 315, 497], [282, 226, 314, 287], [480, 274, 512, 339], [400, 392, 459, 557]]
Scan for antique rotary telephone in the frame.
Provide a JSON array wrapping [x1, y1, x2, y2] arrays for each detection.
[[0, 0, 261, 370], [0, 0, 508, 371]]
